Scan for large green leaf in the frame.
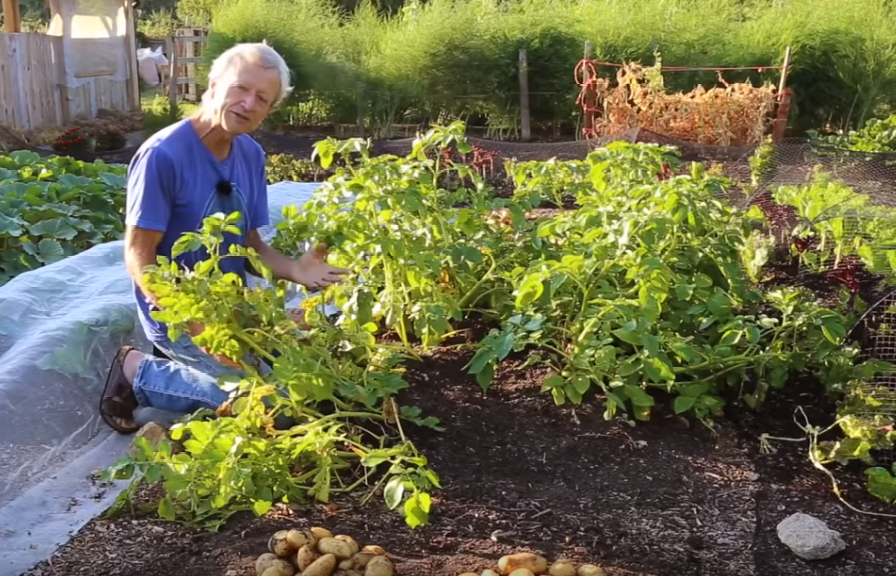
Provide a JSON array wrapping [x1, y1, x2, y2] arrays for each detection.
[[9, 150, 40, 166], [36, 238, 65, 264], [0, 213, 24, 236], [99, 172, 127, 188], [29, 218, 79, 240]]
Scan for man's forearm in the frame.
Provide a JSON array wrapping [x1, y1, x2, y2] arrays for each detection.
[[251, 238, 300, 282], [125, 244, 161, 308]]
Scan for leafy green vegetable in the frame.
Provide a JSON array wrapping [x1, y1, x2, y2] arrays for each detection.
[[0, 152, 127, 285], [104, 212, 440, 530], [101, 121, 896, 526]]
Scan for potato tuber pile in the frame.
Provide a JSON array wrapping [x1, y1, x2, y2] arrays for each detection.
[[254, 531, 604, 576], [459, 552, 607, 576], [255, 526, 393, 576]]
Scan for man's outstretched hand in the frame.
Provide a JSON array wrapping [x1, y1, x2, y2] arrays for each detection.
[[291, 244, 350, 290]]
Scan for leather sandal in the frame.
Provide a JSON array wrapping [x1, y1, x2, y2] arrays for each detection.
[[99, 346, 141, 434]]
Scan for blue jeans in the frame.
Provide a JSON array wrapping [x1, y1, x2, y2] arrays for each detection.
[[132, 334, 237, 414]]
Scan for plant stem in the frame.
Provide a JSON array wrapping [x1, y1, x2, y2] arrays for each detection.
[[457, 252, 499, 309]]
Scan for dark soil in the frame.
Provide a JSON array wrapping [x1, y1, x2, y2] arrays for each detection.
[[20, 345, 896, 576]]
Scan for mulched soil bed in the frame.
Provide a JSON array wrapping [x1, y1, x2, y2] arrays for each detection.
[[20, 346, 896, 576], [16, 129, 896, 576]]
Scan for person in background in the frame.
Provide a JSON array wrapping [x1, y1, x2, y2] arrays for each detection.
[[99, 42, 349, 434]]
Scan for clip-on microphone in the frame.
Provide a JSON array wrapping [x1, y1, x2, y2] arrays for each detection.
[[216, 180, 233, 196]]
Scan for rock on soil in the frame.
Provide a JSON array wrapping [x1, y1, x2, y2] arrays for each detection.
[[777, 513, 847, 561]]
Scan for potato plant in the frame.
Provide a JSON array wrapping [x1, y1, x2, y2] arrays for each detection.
[[468, 143, 871, 424], [103, 122, 896, 526], [271, 122, 533, 349], [278, 129, 877, 425], [104, 213, 440, 530]]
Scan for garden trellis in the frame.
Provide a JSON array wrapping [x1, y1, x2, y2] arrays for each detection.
[[575, 43, 793, 146]]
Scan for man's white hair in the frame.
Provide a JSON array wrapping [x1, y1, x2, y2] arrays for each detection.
[[204, 41, 293, 107]]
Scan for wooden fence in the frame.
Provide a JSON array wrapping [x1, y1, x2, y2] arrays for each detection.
[[0, 32, 138, 131], [0, 33, 65, 130]]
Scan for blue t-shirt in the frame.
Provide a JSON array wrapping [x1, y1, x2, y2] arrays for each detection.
[[124, 119, 270, 343]]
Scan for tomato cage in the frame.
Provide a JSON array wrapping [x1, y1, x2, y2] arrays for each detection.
[[573, 43, 793, 148]]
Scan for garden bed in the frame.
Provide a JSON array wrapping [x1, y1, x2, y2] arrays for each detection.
[[15, 125, 896, 576], [19, 353, 896, 576]]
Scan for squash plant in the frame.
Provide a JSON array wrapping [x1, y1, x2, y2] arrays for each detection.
[[0, 150, 126, 285]]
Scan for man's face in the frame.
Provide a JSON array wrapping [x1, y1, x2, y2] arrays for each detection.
[[210, 61, 281, 134]]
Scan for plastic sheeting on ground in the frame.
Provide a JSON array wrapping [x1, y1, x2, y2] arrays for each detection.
[[0, 181, 321, 576]]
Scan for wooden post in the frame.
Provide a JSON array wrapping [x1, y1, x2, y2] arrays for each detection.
[[184, 28, 196, 101], [124, 0, 141, 111], [581, 41, 596, 140], [777, 45, 792, 97], [356, 82, 365, 137], [772, 45, 793, 141], [518, 49, 531, 142], [773, 89, 793, 142], [167, 35, 178, 113], [2, 0, 21, 32]]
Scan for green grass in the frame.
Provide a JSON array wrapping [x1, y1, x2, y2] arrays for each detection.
[[197, 0, 896, 137], [140, 91, 200, 134]]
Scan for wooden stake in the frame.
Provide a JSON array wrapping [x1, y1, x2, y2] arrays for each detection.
[[124, 0, 141, 111], [581, 41, 596, 140], [167, 35, 178, 113], [518, 49, 531, 142], [356, 82, 365, 137], [777, 45, 792, 98], [772, 45, 793, 141]]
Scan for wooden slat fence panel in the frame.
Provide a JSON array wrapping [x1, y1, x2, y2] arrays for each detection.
[[0, 33, 64, 130]]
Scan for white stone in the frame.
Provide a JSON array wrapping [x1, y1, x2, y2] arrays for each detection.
[[776, 512, 846, 560]]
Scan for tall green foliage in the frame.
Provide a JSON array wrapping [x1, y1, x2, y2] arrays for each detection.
[[201, 0, 896, 135]]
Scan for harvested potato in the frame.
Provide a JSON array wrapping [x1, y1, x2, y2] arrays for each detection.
[[548, 561, 576, 576], [255, 553, 279, 576], [345, 571, 363, 576], [287, 529, 316, 550], [576, 566, 606, 576], [361, 545, 386, 556], [482, 571, 500, 576], [335, 535, 361, 556], [304, 553, 338, 576], [498, 553, 548, 575], [365, 555, 394, 576], [509, 570, 535, 576], [340, 558, 355, 570], [311, 526, 335, 541], [261, 558, 296, 576], [297, 544, 321, 571], [268, 531, 295, 557], [353, 552, 374, 568], [458, 573, 479, 576], [319, 537, 354, 560]]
